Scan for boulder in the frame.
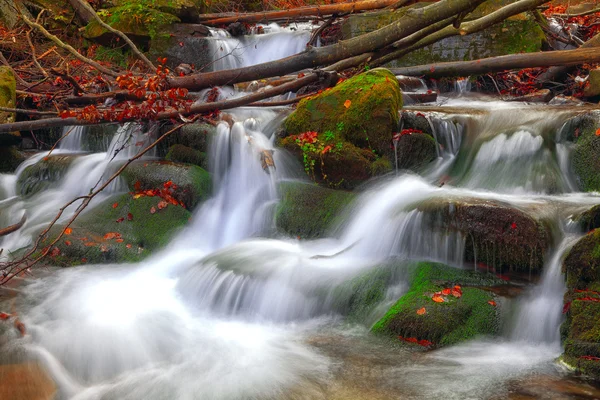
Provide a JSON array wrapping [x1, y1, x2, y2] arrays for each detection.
[[0, 147, 25, 173], [416, 198, 553, 274], [394, 131, 437, 170], [157, 122, 214, 156], [17, 154, 77, 197], [45, 192, 192, 265], [372, 262, 504, 347], [584, 69, 600, 98], [561, 230, 600, 379], [574, 204, 600, 232], [165, 144, 207, 168], [569, 115, 600, 192], [281, 68, 402, 188], [275, 181, 356, 239], [121, 160, 212, 209], [0, 66, 22, 173]]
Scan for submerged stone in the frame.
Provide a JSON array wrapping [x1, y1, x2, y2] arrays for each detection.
[[275, 181, 356, 239], [16, 154, 78, 197], [372, 262, 504, 347]]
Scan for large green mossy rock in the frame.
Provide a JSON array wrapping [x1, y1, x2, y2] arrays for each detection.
[[165, 144, 207, 169], [282, 68, 401, 188], [17, 155, 77, 197], [372, 262, 503, 347], [275, 181, 356, 239], [570, 114, 600, 192], [574, 204, 600, 232], [284, 68, 401, 157], [0, 67, 19, 146], [46, 193, 191, 265], [416, 198, 552, 275], [122, 160, 212, 209], [561, 230, 600, 379]]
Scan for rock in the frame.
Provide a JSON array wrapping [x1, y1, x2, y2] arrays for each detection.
[[584, 69, 600, 98], [548, 94, 585, 106], [574, 204, 600, 232], [372, 262, 504, 347], [394, 131, 437, 170], [17, 154, 77, 197], [569, 115, 600, 192], [275, 181, 356, 239], [281, 68, 402, 188], [0, 66, 19, 146], [0, 0, 20, 29], [416, 198, 553, 274], [46, 193, 192, 265], [121, 160, 211, 210], [396, 75, 427, 92], [227, 22, 249, 36], [157, 122, 215, 156], [403, 92, 438, 103], [0, 147, 25, 173], [561, 230, 600, 379], [400, 110, 433, 135], [165, 144, 207, 168], [0, 362, 56, 400]]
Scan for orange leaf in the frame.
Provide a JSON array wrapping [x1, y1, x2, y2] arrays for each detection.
[[488, 300, 497, 307], [64, 240, 71, 246], [126, 244, 132, 249], [416, 307, 426, 315], [116, 238, 124, 243], [344, 99, 351, 108], [442, 288, 451, 295], [64, 227, 72, 235], [451, 289, 462, 298], [596, 128, 600, 137], [157, 200, 168, 210], [454, 285, 461, 290], [150, 206, 157, 214], [103, 232, 121, 240], [112, 202, 118, 209], [133, 194, 144, 199], [432, 295, 444, 303]]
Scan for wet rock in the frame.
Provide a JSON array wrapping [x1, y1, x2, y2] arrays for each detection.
[[165, 144, 207, 168], [568, 114, 600, 192], [372, 262, 504, 347], [157, 122, 215, 156], [561, 229, 600, 379], [574, 204, 600, 232], [122, 160, 212, 209], [281, 68, 402, 188], [17, 154, 77, 197], [227, 22, 249, 37], [508, 89, 554, 103], [403, 92, 437, 104], [548, 94, 585, 106], [0, 362, 56, 400], [275, 181, 356, 239], [400, 110, 433, 135], [416, 198, 553, 274], [0, 146, 25, 174], [396, 75, 427, 92], [0, 66, 22, 172], [394, 132, 437, 171], [46, 193, 192, 265]]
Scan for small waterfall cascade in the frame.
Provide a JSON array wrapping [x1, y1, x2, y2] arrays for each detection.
[[208, 23, 315, 71], [58, 125, 87, 151], [454, 77, 471, 95], [510, 235, 573, 345]]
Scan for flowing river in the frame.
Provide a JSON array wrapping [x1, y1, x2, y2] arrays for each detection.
[[1, 24, 600, 400]]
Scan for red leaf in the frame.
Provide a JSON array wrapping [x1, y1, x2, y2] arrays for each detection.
[[116, 217, 125, 223], [511, 222, 517, 230], [0, 312, 11, 320], [563, 301, 572, 314], [103, 232, 121, 240], [595, 128, 600, 137], [14, 319, 26, 337], [416, 307, 426, 315], [64, 240, 71, 246], [127, 213, 133, 221], [418, 339, 433, 347], [64, 227, 73, 235], [49, 247, 60, 257], [442, 288, 451, 295], [112, 202, 118, 209], [126, 244, 132, 249], [488, 300, 497, 307], [451, 289, 462, 298], [432, 295, 444, 303]]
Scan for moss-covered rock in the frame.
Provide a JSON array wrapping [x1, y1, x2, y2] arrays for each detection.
[[372, 262, 503, 347], [571, 115, 600, 192], [0, 146, 25, 173], [45, 193, 191, 265], [122, 160, 211, 209], [394, 132, 437, 170], [574, 204, 600, 232], [275, 181, 356, 239], [0, 66, 20, 149], [114, 0, 205, 22], [584, 69, 600, 98], [16, 154, 77, 197], [165, 144, 207, 168], [282, 68, 401, 187], [561, 230, 600, 379], [284, 68, 401, 157], [416, 198, 552, 274]]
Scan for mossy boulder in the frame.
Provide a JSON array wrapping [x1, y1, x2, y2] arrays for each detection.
[[45, 193, 191, 265], [394, 132, 437, 170], [372, 262, 503, 347], [121, 160, 212, 209], [275, 181, 356, 239], [574, 204, 600, 232], [281, 68, 401, 188], [416, 198, 552, 275], [157, 122, 215, 156], [0, 66, 20, 152], [165, 144, 207, 168], [584, 69, 600, 98], [568, 114, 600, 192], [113, 0, 205, 22], [561, 230, 600, 379], [16, 154, 77, 197], [0, 146, 25, 173]]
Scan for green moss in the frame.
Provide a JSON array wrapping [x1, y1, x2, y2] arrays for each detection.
[[572, 119, 600, 192], [371, 156, 393, 176], [16, 155, 76, 196], [372, 262, 503, 347], [0, 67, 17, 148], [165, 144, 207, 168], [332, 267, 393, 321], [563, 230, 600, 290], [45, 193, 191, 265], [121, 160, 212, 209], [576, 204, 600, 232], [275, 181, 356, 239]]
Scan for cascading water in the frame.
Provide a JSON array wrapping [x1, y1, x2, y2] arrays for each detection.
[[58, 126, 87, 152]]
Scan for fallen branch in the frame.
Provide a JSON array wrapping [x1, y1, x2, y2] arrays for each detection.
[[389, 46, 600, 78], [553, 7, 600, 18], [0, 214, 26, 237]]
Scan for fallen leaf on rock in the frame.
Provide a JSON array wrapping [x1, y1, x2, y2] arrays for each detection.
[[150, 206, 156, 214], [432, 295, 444, 303], [103, 232, 120, 240], [127, 213, 133, 221], [14, 319, 26, 337], [116, 217, 125, 223], [416, 307, 426, 315], [112, 202, 118, 209], [0, 312, 11, 320], [488, 300, 497, 307], [442, 288, 451, 295], [64, 227, 72, 235], [157, 200, 168, 210], [344, 99, 351, 108], [64, 240, 71, 246]]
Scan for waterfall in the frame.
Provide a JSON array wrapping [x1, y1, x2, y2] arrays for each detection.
[[58, 126, 86, 152]]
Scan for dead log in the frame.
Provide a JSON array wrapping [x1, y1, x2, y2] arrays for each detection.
[[199, 0, 401, 25], [168, 0, 485, 91], [540, 32, 600, 83], [389, 47, 600, 78], [0, 214, 26, 237]]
